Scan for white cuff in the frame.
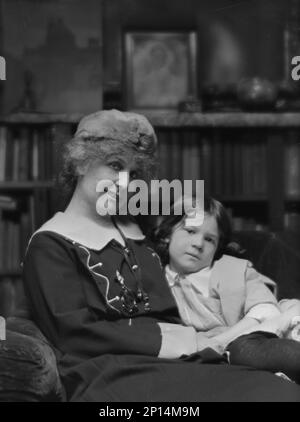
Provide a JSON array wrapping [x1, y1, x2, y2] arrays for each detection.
[[158, 323, 197, 359]]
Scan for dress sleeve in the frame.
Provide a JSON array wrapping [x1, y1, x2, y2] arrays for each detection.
[[23, 234, 162, 359], [244, 261, 280, 319]]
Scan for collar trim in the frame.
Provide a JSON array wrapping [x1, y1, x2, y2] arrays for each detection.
[[31, 212, 145, 251], [165, 265, 212, 287]]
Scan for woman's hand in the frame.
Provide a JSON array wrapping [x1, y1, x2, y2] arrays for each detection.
[[196, 333, 225, 355], [286, 317, 300, 341], [271, 299, 300, 339], [280, 299, 300, 319], [252, 306, 300, 339]]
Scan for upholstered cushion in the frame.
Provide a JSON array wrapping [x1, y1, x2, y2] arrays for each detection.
[[0, 230, 299, 401], [232, 231, 300, 300], [0, 317, 64, 402]]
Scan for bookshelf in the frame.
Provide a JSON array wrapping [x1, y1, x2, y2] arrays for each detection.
[[0, 111, 299, 280], [0, 181, 54, 189], [131, 111, 300, 128], [0, 117, 74, 280], [147, 111, 300, 233]]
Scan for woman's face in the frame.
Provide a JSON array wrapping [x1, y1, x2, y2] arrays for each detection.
[[168, 213, 220, 274], [77, 155, 140, 217]]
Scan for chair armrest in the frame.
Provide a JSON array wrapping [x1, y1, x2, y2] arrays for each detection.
[[231, 231, 300, 300], [0, 317, 64, 402]]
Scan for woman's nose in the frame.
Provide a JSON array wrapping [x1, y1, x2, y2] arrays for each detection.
[[116, 171, 129, 188]]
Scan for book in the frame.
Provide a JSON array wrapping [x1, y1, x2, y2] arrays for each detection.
[[12, 133, 20, 181], [18, 127, 30, 181], [223, 137, 233, 196], [188, 130, 202, 190], [170, 130, 182, 181], [285, 132, 300, 198], [0, 126, 7, 181], [0, 195, 17, 210], [0, 197, 35, 272], [4, 130, 14, 181], [157, 130, 170, 180], [182, 130, 194, 182], [201, 136, 212, 196], [31, 129, 39, 181], [212, 131, 223, 197]]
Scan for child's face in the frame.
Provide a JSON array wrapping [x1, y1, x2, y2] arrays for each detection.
[[168, 213, 219, 274]]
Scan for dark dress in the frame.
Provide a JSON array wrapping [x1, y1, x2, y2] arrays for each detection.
[[23, 231, 300, 402]]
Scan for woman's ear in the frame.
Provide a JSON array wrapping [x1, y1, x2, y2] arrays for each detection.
[[76, 164, 87, 176]]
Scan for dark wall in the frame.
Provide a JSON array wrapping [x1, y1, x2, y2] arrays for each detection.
[[103, 0, 288, 90], [1, 0, 103, 114], [1, 0, 289, 113]]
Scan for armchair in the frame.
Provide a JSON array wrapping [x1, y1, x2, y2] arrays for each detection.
[[0, 230, 299, 401]]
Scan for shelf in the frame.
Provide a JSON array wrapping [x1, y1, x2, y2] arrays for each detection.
[[285, 196, 300, 202], [1, 111, 300, 128], [0, 112, 82, 124], [0, 181, 55, 190], [218, 196, 268, 202], [0, 270, 22, 277], [134, 110, 300, 128]]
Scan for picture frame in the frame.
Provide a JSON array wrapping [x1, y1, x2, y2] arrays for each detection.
[[124, 31, 197, 110]]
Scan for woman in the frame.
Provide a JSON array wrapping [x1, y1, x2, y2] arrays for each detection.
[[23, 109, 300, 401]]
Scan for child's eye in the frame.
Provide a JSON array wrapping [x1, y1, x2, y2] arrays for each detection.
[[130, 170, 139, 180], [205, 237, 215, 244]]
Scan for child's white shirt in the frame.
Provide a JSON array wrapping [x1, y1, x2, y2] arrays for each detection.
[[166, 265, 212, 298], [165, 261, 280, 332]]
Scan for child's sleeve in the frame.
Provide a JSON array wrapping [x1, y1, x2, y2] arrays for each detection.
[[244, 262, 281, 322]]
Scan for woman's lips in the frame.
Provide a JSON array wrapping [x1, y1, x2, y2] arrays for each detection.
[[106, 185, 120, 200], [107, 190, 117, 200]]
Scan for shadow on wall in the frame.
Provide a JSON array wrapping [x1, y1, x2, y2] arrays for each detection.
[[1, 0, 103, 114], [103, 0, 287, 89]]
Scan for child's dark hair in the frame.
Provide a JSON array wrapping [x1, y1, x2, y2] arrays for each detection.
[[152, 196, 233, 266]]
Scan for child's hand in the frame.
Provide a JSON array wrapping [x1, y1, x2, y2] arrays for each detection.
[[280, 299, 300, 317], [285, 316, 300, 341], [277, 312, 300, 339], [276, 300, 300, 338]]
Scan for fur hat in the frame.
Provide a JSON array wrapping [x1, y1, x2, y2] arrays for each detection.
[[75, 109, 157, 153]]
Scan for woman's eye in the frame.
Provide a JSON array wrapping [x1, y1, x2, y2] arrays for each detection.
[[205, 237, 215, 244], [130, 171, 138, 180], [109, 162, 123, 172], [185, 228, 195, 234]]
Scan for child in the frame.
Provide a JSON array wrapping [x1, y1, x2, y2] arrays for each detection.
[[153, 195, 300, 383]]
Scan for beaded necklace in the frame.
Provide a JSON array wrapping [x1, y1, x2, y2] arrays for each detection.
[[112, 217, 150, 315]]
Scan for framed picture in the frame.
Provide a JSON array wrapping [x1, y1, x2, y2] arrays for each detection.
[[124, 31, 197, 110]]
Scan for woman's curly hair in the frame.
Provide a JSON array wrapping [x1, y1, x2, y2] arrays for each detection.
[[60, 134, 158, 196]]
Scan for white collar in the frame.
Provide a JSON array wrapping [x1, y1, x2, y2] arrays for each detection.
[[165, 264, 212, 288], [31, 211, 145, 251], [165, 265, 180, 287]]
